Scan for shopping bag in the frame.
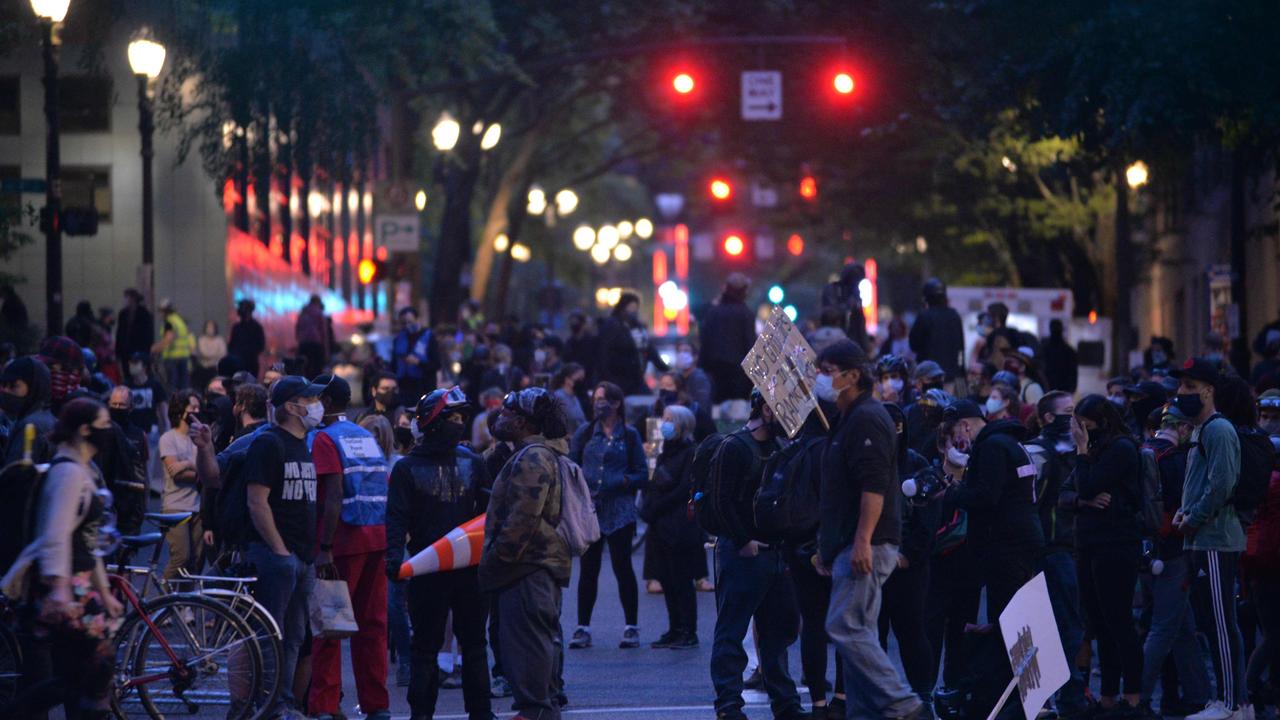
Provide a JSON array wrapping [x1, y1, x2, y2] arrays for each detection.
[[309, 578, 359, 639]]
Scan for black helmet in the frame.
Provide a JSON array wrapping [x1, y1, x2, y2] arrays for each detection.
[[922, 277, 947, 302], [877, 354, 909, 378], [415, 387, 469, 429]]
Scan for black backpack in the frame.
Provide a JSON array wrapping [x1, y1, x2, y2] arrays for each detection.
[[753, 435, 826, 542], [1233, 425, 1276, 514], [218, 429, 284, 551], [688, 429, 764, 536]]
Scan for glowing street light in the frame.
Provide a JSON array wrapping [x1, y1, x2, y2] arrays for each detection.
[[127, 37, 166, 79], [572, 225, 596, 251], [597, 224, 620, 250], [432, 112, 460, 151], [510, 243, 531, 262], [613, 244, 633, 262], [1126, 161, 1149, 189], [590, 244, 611, 265], [554, 189, 578, 215], [635, 218, 654, 239], [29, 0, 70, 22], [493, 233, 510, 253], [480, 123, 501, 150], [618, 220, 634, 240], [527, 185, 547, 215], [414, 189, 427, 211]]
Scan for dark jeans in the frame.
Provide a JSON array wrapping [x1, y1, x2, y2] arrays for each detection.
[[496, 569, 563, 720], [1141, 553, 1209, 706], [407, 568, 492, 719], [878, 561, 935, 700], [1191, 550, 1247, 709], [711, 539, 802, 719], [1043, 550, 1088, 714], [788, 550, 844, 702], [246, 544, 315, 712], [1247, 575, 1280, 703], [577, 522, 639, 627], [387, 579, 412, 665], [649, 536, 697, 636], [1079, 542, 1143, 697], [974, 545, 1040, 720], [927, 545, 982, 688]]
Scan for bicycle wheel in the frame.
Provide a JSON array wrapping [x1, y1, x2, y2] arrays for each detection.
[[201, 588, 282, 716], [0, 622, 21, 710], [111, 593, 263, 720]]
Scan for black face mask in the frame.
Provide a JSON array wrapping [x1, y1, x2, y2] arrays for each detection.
[[87, 426, 114, 453], [1047, 414, 1072, 436], [376, 391, 397, 407], [1172, 392, 1205, 419], [923, 381, 944, 392], [658, 390, 679, 406], [0, 391, 24, 417], [594, 403, 615, 420], [109, 408, 130, 426], [425, 421, 466, 446]]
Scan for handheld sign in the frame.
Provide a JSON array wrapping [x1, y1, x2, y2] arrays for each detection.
[[992, 572, 1069, 720], [740, 306, 823, 438]]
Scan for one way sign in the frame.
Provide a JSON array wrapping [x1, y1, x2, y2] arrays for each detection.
[[741, 71, 782, 121]]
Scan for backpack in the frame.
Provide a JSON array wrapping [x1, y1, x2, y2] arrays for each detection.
[[752, 435, 826, 542], [0, 425, 58, 573], [1136, 445, 1169, 538], [218, 428, 279, 552], [688, 432, 729, 535], [1233, 426, 1276, 514], [551, 453, 600, 556]]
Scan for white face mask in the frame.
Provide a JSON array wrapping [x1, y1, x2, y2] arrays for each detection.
[[884, 378, 904, 395], [295, 401, 323, 430], [534, 350, 547, 365], [946, 446, 970, 468], [814, 373, 838, 402], [675, 352, 695, 371], [985, 396, 1006, 417]]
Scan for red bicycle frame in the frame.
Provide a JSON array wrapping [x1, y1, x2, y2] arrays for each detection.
[[108, 574, 192, 688]]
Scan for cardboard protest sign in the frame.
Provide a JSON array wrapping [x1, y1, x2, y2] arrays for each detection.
[[740, 306, 820, 438], [997, 572, 1069, 720]]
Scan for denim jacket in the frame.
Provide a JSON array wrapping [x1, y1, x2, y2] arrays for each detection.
[[570, 420, 648, 536]]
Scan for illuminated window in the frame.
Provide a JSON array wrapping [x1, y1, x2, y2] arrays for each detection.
[[62, 167, 111, 222]]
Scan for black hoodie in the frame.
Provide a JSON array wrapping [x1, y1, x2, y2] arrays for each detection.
[[1, 356, 54, 466], [384, 438, 492, 572], [948, 418, 1044, 552]]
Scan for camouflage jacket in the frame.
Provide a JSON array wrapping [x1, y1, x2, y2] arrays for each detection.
[[479, 435, 571, 591]]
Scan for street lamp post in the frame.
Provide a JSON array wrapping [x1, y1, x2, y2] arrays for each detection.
[[128, 35, 165, 313], [31, 0, 70, 335]]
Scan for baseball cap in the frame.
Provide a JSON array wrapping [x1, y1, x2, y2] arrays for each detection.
[[1259, 389, 1280, 410], [311, 373, 351, 406], [944, 399, 984, 422], [1169, 357, 1223, 387], [1124, 380, 1168, 401], [914, 360, 944, 382], [270, 375, 326, 408]]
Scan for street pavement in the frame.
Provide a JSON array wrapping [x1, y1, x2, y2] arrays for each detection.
[[341, 535, 821, 719]]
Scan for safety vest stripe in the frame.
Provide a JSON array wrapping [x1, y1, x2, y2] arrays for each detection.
[[343, 465, 388, 474], [342, 495, 388, 504]]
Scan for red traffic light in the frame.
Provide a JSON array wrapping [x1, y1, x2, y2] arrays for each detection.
[[709, 178, 733, 201], [833, 72, 855, 95], [799, 176, 818, 200], [787, 234, 805, 256], [358, 259, 377, 285], [672, 72, 695, 95], [723, 234, 746, 257]]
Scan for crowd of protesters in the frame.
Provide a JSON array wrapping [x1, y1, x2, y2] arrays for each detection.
[[1, 270, 1279, 720]]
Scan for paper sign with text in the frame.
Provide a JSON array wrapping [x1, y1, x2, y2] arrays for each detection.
[[740, 306, 820, 438], [998, 572, 1069, 720]]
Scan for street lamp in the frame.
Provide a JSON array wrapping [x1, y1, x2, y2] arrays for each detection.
[[554, 189, 578, 216], [128, 31, 166, 314], [32, 0, 70, 334], [1126, 161, 1149, 189], [510, 243, 531, 263], [634, 218, 654, 239], [572, 225, 595, 251], [597, 224, 620, 250], [613, 244, 633, 262], [590, 244, 611, 265], [527, 185, 547, 216], [480, 123, 501, 151], [617, 220, 634, 240], [432, 112, 460, 151]]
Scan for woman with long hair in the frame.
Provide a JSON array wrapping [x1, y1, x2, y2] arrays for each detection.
[[1, 397, 124, 719], [193, 320, 227, 391], [568, 381, 648, 649], [1069, 393, 1145, 715]]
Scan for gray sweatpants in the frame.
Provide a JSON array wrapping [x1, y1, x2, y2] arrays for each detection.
[[496, 569, 563, 720]]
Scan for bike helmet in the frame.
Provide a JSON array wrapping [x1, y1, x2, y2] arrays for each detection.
[[415, 387, 469, 429], [877, 354, 909, 379]]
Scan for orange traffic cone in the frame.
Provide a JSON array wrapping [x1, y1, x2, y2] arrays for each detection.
[[398, 513, 486, 579]]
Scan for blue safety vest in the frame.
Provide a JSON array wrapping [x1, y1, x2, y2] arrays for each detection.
[[309, 418, 389, 527]]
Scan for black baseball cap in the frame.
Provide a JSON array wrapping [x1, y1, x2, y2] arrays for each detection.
[[270, 375, 326, 407], [944, 398, 984, 422], [311, 373, 352, 406], [1124, 380, 1168, 401], [1170, 357, 1223, 387]]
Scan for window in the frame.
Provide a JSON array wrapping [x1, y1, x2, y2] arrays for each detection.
[[61, 167, 110, 222], [58, 76, 112, 133], [0, 77, 18, 135], [0, 166, 20, 220]]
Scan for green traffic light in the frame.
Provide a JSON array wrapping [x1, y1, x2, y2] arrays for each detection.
[[768, 285, 785, 304]]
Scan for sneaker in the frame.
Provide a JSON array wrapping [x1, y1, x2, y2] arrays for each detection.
[[646, 579, 663, 594], [776, 708, 812, 720], [441, 669, 463, 689], [1238, 705, 1255, 720], [667, 631, 699, 649], [1187, 701, 1235, 720], [744, 666, 764, 690], [620, 626, 640, 649], [490, 675, 512, 698], [395, 663, 411, 687], [569, 627, 592, 649], [651, 631, 677, 649]]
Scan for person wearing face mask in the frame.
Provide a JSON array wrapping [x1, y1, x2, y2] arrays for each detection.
[[674, 342, 713, 410], [1168, 359, 1248, 720], [0, 355, 54, 467], [470, 387, 506, 452], [596, 293, 664, 396], [1260, 389, 1280, 438], [943, 397, 1044, 718], [307, 374, 392, 720], [983, 382, 1020, 423], [908, 277, 964, 383], [356, 371, 406, 428], [240, 375, 324, 717], [1122, 380, 1169, 440], [1134, 405, 1212, 718], [536, 335, 565, 377], [552, 363, 588, 433], [568, 381, 648, 650], [1020, 391, 1089, 718], [2, 397, 126, 720], [699, 276, 757, 403], [158, 389, 206, 580], [638, 405, 701, 650], [876, 354, 912, 406], [1062, 394, 1145, 716], [1144, 337, 1175, 377], [652, 371, 716, 442], [385, 387, 493, 720], [123, 352, 169, 483], [38, 335, 85, 414], [392, 307, 440, 410], [814, 339, 926, 720], [104, 385, 148, 537], [196, 382, 270, 556]]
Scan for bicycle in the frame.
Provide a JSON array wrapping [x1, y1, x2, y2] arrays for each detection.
[[109, 512, 276, 719]]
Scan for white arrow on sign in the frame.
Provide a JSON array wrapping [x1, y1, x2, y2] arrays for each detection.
[[741, 71, 782, 121], [376, 214, 421, 252]]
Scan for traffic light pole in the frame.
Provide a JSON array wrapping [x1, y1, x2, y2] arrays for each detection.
[[41, 18, 63, 336]]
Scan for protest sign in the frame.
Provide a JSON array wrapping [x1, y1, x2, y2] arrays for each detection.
[[740, 305, 821, 438], [995, 572, 1069, 720]]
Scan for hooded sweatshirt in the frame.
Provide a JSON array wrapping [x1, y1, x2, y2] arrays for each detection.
[[1, 357, 55, 466], [948, 418, 1044, 552]]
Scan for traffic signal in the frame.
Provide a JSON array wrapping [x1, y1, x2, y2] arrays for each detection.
[[833, 72, 855, 95], [722, 233, 746, 258], [768, 285, 785, 304], [358, 258, 385, 285], [709, 177, 733, 202], [672, 72, 695, 95], [787, 233, 805, 256], [799, 175, 817, 200]]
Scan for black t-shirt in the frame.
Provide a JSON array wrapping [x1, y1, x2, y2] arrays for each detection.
[[819, 394, 901, 563], [243, 426, 318, 562], [126, 377, 167, 431]]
